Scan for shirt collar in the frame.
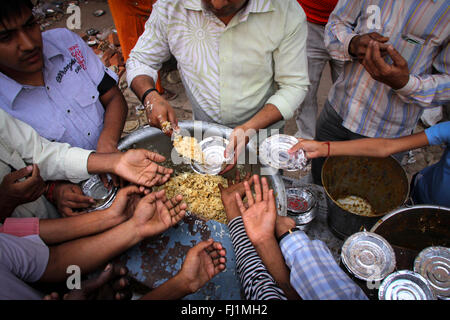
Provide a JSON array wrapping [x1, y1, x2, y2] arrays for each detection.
[[184, 0, 274, 20], [0, 35, 62, 108]]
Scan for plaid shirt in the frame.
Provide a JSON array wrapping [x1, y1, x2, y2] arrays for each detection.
[[324, 0, 449, 138], [280, 231, 368, 300]]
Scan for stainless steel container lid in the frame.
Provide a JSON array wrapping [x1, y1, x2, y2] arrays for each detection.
[[341, 231, 396, 282], [259, 134, 308, 171], [378, 270, 436, 300], [81, 174, 117, 211], [414, 246, 450, 300], [191, 136, 233, 175]]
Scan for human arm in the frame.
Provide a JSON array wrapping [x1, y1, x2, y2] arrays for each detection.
[[222, 3, 309, 174], [234, 175, 300, 300], [288, 130, 430, 159], [49, 181, 95, 217], [126, 3, 177, 133], [221, 105, 283, 174], [39, 185, 142, 245], [324, 0, 368, 61], [218, 172, 286, 300], [278, 229, 368, 300], [97, 84, 128, 186], [0, 164, 46, 221], [140, 239, 226, 300], [39, 190, 186, 282]]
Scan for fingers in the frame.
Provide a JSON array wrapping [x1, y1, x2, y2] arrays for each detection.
[[7, 165, 33, 182], [368, 32, 389, 43], [244, 181, 254, 207], [43, 292, 60, 300], [268, 189, 277, 213], [64, 191, 95, 207], [387, 44, 408, 68], [99, 173, 110, 188], [253, 175, 262, 203], [81, 263, 119, 294], [288, 139, 305, 154], [235, 192, 246, 215], [261, 177, 270, 202]]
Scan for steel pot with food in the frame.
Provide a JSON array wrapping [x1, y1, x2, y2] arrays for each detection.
[[321, 155, 409, 239]]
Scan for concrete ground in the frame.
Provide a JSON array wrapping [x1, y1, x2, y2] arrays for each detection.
[[45, 0, 444, 182]]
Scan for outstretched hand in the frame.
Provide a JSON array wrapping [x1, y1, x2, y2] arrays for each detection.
[[235, 175, 277, 245], [218, 170, 253, 221], [43, 264, 131, 301], [114, 149, 173, 188], [177, 239, 227, 294], [131, 189, 187, 239]]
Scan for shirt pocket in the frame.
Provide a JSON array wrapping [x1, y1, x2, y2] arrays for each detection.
[[73, 82, 99, 109]]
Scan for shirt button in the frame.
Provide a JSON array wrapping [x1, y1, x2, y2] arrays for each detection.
[[46, 86, 50, 90], [67, 109, 71, 113], [92, 96, 95, 99], [87, 132, 91, 136]]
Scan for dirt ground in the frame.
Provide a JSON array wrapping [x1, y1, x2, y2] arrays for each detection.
[[44, 0, 445, 183]]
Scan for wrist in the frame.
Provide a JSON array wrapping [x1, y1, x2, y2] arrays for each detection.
[[321, 141, 331, 157], [348, 35, 359, 57], [252, 234, 277, 248], [172, 273, 196, 295]]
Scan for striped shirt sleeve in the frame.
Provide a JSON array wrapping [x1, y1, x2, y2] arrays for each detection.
[[227, 217, 287, 300], [324, 0, 363, 61], [395, 40, 450, 107], [280, 231, 368, 300]]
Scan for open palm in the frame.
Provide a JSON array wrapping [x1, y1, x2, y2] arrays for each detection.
[[114, 149, 173, 188], [132, 190, 187, 239], [235, 175, 277, 244], [178, 239, 227, 293]]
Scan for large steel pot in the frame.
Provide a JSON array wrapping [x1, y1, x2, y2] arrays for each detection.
[[322, 155, 409, 239], [370, 205, 450, 251], [118, 120, 287, 216]]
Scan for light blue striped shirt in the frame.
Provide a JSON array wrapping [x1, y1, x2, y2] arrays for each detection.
[[280, 231, 368, 300], [324, 0, 449, 138]]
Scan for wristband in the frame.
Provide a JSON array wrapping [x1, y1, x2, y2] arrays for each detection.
[[324, 141, 330, 157], [277, 227, 301, 243], [141, 88, 158, 105], [45, 181, 57, 204]]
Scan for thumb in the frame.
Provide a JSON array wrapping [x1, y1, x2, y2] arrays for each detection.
[[8, 165, 33, 182], [387, 45, 407, 66], [369, 32, 389, 43]]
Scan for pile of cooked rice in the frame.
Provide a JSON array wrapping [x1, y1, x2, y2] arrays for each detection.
[[336, 195, 375, 217], [157, 172, 228, 224]]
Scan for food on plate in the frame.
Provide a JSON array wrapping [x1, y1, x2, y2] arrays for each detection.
[[173, 135, 205, 164], [157, 172, 228, 224]]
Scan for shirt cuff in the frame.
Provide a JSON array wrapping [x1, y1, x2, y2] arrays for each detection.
[[279, 230, 310, 252], [0, 218, 40, 237], [64, 148, 94, 183], [394, 75, 420, 96], [125, 59, 159, 89], [266, 94, 297, 120], [344, 33, 359, 61]]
